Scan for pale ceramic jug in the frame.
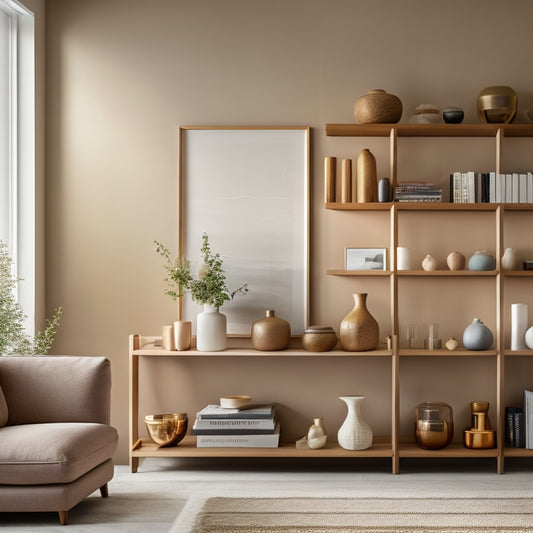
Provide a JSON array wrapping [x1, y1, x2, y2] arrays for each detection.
[[337, 396, 373, 450], [196, 304, 226, 351]]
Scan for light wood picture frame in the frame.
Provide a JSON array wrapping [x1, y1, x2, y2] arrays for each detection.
[[178, 126, 310, 335], [345, 248, 386, 271]]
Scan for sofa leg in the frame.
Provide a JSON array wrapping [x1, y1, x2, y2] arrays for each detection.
[[100, 483, 109, 498], [58, 510, 69, 525]]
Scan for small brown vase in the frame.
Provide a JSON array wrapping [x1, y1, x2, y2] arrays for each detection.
[[356, 149, 377, 203], [339, 293, 379, 351], [353, 89, 403, 124], [446, 251, 465, 271], [251, 310, 291, 351]]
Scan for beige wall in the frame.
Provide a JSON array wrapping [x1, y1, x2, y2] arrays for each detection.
[[44, 0, 533, 464]]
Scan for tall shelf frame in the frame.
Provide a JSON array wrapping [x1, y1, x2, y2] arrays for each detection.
[[325, 123, 533, 474]]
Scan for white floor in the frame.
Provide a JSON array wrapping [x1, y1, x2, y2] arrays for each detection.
[[2, 457, 533, 532]]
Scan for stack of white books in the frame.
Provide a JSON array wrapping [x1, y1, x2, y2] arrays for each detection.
[[191, 403, 280, 448]]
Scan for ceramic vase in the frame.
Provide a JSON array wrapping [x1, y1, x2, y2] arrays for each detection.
[[196, 304, 226, 351], [422, 254, 438, 271], [468, 250, 496, 271], [447, 251, 465, 271], [339, 293, 379, 351], [353, 89, 402, 124], [463, 318, 493, 351], [307, 418, 328, 449], [502, 248, 519, 271], [173, 320, 192, 351], [337, 396, 373, 450], [251, 309, 291, 351], [356, 149, 377, 203], [525, 326, 533, 350], [511, 303, 528, 351], [397, 247, 411, 270]]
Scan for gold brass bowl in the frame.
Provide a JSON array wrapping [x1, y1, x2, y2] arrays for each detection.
[[144, 413, 188, 447]]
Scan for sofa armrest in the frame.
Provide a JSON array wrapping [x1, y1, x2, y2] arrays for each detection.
[[0, 356, 111, 425]]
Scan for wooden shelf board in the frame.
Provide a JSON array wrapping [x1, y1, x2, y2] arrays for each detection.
[[325, 123, 533, 138], [399, 443, 498, 458], [504, 271, 533, 276], [399, 349, 498, 357], [132, 347, 393, 357], [132, 437, 393, 458], [327, 269, 391, 276], [397, 270, 497, 277], [505, 350, 533, 356], [503, 447, 533, 457]]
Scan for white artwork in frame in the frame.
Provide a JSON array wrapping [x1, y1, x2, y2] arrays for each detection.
[[179, 126, 309, 335], [345, 248, 386, 271]]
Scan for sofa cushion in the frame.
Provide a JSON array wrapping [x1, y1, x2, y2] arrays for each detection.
[[0, 385, 7, 427], [0, 422, 118, 485]]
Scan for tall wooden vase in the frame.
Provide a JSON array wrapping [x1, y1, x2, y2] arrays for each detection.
[[340, 293, 379, 351], [356, 149, 377, 203]]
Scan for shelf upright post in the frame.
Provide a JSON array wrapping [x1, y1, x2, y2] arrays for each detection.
[[390, 127, 397, 189], [496, 128, 503, 175], [496, 205, 505, 474], [129, 334, 140, 473]]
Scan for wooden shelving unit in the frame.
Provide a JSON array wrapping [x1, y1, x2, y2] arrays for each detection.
[[129, 123, 533, 474]]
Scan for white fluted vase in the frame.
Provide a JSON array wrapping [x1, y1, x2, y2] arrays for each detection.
[[337, 396, 373, 450], [196, 304, 226, 351], [511, 303, 528, 351]]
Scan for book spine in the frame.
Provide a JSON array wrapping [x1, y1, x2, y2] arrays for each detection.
[[514, 411, 525, 448], [192, 418, 276, 430], [505, 407, 515, 447], [196, 433, 280, 448]]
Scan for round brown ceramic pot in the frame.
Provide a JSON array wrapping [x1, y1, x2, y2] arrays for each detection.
[[251, 309, 290, 351]]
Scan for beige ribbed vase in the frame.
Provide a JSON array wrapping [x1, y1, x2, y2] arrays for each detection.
[[339, 293, 379, 351], [356, 149, 377, 203]]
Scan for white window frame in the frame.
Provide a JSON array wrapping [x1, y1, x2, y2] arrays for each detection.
[[0, 0, 35, 334]]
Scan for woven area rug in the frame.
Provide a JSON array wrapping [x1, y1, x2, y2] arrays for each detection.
[[188, 497, 533, 532]]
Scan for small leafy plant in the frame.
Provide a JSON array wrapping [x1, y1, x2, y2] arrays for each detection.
[[0, 241, 62, 355], [155, 233, 248, 309]]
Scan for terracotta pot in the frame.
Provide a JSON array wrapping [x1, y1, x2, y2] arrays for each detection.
[[339, 293, 379, 351], [251, 309, 290, 351], [356, 149, 377, 203], [353, 89, 402, 124]]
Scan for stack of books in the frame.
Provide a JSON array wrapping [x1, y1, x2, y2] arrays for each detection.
[[505, 406, 525, 448], [191, 403, 280, 448], [394, 181, 442, 202], [450, 171, 533, 204]]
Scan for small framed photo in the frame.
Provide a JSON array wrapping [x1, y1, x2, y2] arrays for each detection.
[[345, 248, 386, 271]]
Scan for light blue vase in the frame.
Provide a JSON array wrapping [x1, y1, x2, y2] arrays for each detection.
[[468, 250, 496, 271], [463, 318, 493, 350]]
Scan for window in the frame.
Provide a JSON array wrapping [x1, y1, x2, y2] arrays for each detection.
[[0, 0, 35, 333]]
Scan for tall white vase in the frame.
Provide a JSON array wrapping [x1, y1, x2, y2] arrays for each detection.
[[511, 303, 528, 351], [196, 304, 226, 351], [337, 396, 373, 450]]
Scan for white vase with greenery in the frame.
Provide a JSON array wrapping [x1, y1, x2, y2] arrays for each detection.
[[155, 233, 247, 352]]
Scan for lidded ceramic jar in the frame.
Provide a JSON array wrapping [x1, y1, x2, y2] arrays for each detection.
[[353, 89, 402, 124], [302, 326, 338, 352], [415, 401, 454, 450], [251, 309, 290, 351]]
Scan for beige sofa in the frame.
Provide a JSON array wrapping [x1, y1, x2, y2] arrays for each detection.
[[0, 356, 119, 525]]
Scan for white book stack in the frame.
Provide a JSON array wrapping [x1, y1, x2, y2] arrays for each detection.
[[192, 404, 280, 448], [452, 171, 533, 203]]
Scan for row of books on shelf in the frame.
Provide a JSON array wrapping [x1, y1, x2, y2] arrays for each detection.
[[506, 389, 533, 448], [450, 171, 533, 204], [191, 403, 280, 448]]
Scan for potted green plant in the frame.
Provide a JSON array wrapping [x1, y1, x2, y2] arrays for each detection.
[[0, 241, 62, 356], [155, 233, 247, 351]]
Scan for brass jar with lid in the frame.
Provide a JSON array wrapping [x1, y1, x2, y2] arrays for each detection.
[[251, 309, 290, 351]]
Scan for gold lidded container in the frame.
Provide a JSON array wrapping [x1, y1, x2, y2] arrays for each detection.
[[251, 309, 291, 351], [477, 85, 517, 124], [414, 401, 454, 450]]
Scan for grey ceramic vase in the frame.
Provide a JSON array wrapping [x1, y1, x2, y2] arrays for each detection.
[[468, 250, 496, 271], [463, 318, 493, 351]]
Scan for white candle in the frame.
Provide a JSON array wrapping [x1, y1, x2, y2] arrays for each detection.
[[397, 247, 411, 270], [511, 303, 528, 351]]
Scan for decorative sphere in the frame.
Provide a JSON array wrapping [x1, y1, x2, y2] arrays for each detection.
[[525, 326, 533, 350], [354, 89, 402, 124], [463, 318, 493, 351]]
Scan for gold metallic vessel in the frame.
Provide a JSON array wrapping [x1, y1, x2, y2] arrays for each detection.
[[464, 401, 495, 449], [477, 85, 517, 124], [145, 413, 188, 447]]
